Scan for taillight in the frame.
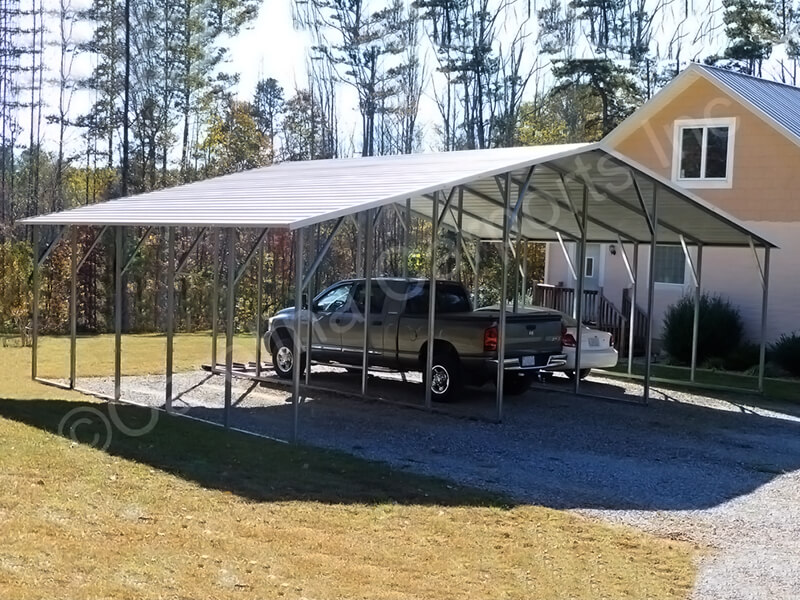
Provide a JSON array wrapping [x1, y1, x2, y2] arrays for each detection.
[[484, 326, 498, 351], [609, 334, 614, 348], [561, 325, 577, 348]]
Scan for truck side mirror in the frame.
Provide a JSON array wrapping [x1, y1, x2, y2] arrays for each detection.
[[302, 293, 309, 310]]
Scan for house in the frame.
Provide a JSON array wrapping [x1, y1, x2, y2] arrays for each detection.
[[544, 63, 799, 346]]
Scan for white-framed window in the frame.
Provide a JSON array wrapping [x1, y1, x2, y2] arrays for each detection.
[[653, 245, 686, 285], [584, 256, 595, 278], [672, 117, 736, 188]]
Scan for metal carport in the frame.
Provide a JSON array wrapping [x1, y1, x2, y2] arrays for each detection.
[[22, 142, 777, 441]]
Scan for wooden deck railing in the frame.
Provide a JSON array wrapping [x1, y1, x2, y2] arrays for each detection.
[[534, 283, 636, 356], [534, 284, 601, 322], [621, 287, 648, 356], [534, 283, 575, 315], [595, 293, 626, 355]]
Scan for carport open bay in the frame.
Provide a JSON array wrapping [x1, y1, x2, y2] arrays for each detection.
[[77, 368, 800, 599]]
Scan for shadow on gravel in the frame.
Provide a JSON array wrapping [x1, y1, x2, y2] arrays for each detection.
[[219, 371, 800, 512], [0, 397, 504, 508], [6, 366, 800, 512]]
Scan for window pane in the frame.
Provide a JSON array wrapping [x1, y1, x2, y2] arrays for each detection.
[[314, 284, 351, 312], [405, 283, 428, 315], [351, 283, 386, 314], [680, 128, 703, 178], [584, 256, 594, 278], [653, 246, 685, 284], [436, 283, 471, 313], [705, 126, 729, 178]]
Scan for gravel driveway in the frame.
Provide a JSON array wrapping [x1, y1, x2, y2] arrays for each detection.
[[76, 368, 800, 600]]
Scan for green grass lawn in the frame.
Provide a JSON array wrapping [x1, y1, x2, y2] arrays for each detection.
[[23, 332, 261, 379], [0, 339, 697, 599], [605, 362, 800, 403]]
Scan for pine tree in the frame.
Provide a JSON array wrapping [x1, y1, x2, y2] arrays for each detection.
[[81, 0, 124, 170], [294, 0, 409, 156], [552, 58, 641, 137], [252, 77, 284, 161], [722, 0, 779, 75]]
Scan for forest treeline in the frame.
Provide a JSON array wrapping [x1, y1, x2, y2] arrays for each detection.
[[0, 0, 797, 339]]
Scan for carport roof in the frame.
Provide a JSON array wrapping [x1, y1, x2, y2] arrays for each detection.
[[21, 143, 776, 248]]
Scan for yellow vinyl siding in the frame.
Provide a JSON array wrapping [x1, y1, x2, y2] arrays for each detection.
[[610, 76, 800, 222]]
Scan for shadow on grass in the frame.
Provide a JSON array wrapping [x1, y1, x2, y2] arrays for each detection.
[[0, 397, 507, 508], [6, 364, 800, 513]]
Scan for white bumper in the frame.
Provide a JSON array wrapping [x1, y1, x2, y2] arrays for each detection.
[[544, 347, 619, 371]]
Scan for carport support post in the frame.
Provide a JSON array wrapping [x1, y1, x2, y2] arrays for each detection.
[[627, 243, 639, 375], [758, 247, 771, 393], [224, 229, 235, 428], [362, 209, 374, 397], [305, 275, 313, 387], [114, 226, 123, 401], [211, 229, 220, 370], [573, 186, 589, 395], [255, 243, 264, 377], [455, 187, 463, 282], [165, 227, 175, 412], [356, 213, 363, 275], [425, 192, 439, 410], [31, 227, 39, 380], [643, 189, 660, 404], [571, 241, 579, 319], [690, 244, 703, 383], [521, 241, 528, 309], [473, 241, 480, 306], [69, 226, 77, 389], [292, 228, 305, 442], [513, 215, 522, 313], [403, 199, 411, 278], [496, 173, 511, 422]]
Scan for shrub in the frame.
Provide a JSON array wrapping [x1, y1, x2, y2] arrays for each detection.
[[723, 342, 761, 372], [701, 356, 726, 371], [662, 293, 743, 365], [770, 333, 800, 377]]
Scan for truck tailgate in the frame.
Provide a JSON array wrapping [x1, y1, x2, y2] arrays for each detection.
[[479, 310, 563, 355]]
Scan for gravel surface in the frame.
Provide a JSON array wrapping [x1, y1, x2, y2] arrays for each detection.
[[76, 367, 800, 600]]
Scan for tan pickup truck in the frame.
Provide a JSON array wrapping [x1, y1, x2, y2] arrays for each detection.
[[264, 278, 566, 400]]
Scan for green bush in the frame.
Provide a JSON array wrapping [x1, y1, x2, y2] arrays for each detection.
[[770, 333, 800, 377], [723, 342, 761, 372], [662, 294, 743, 365], [701, 356, 726, 371]]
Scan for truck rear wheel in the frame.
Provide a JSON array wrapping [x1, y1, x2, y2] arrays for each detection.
[[425, 350, 462, 402], [271, 335, 305, 380]]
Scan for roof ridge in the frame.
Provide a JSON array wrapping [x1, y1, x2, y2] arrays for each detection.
[[692, 62, 800, 93]]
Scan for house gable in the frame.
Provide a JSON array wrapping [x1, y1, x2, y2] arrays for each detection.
[[604, 70, 800, 222]]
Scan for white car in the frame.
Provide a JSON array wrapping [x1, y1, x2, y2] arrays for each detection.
[[551, 310, 618, 379], [477, 305, 618, 380]]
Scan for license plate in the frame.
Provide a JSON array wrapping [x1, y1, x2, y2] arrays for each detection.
[[521, 356, 536, 367], [588, 336, 600, 347]]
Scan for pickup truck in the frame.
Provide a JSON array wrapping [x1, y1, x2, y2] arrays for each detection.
[[264, 278, 566, 400]]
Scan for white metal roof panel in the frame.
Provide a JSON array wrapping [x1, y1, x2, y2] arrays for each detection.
[[22, 144, 589, 228], [21, 143, 776, 248]]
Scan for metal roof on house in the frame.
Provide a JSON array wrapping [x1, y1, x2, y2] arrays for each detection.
[[21, 143, 776, 248], [697, 64, 800, 143]]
